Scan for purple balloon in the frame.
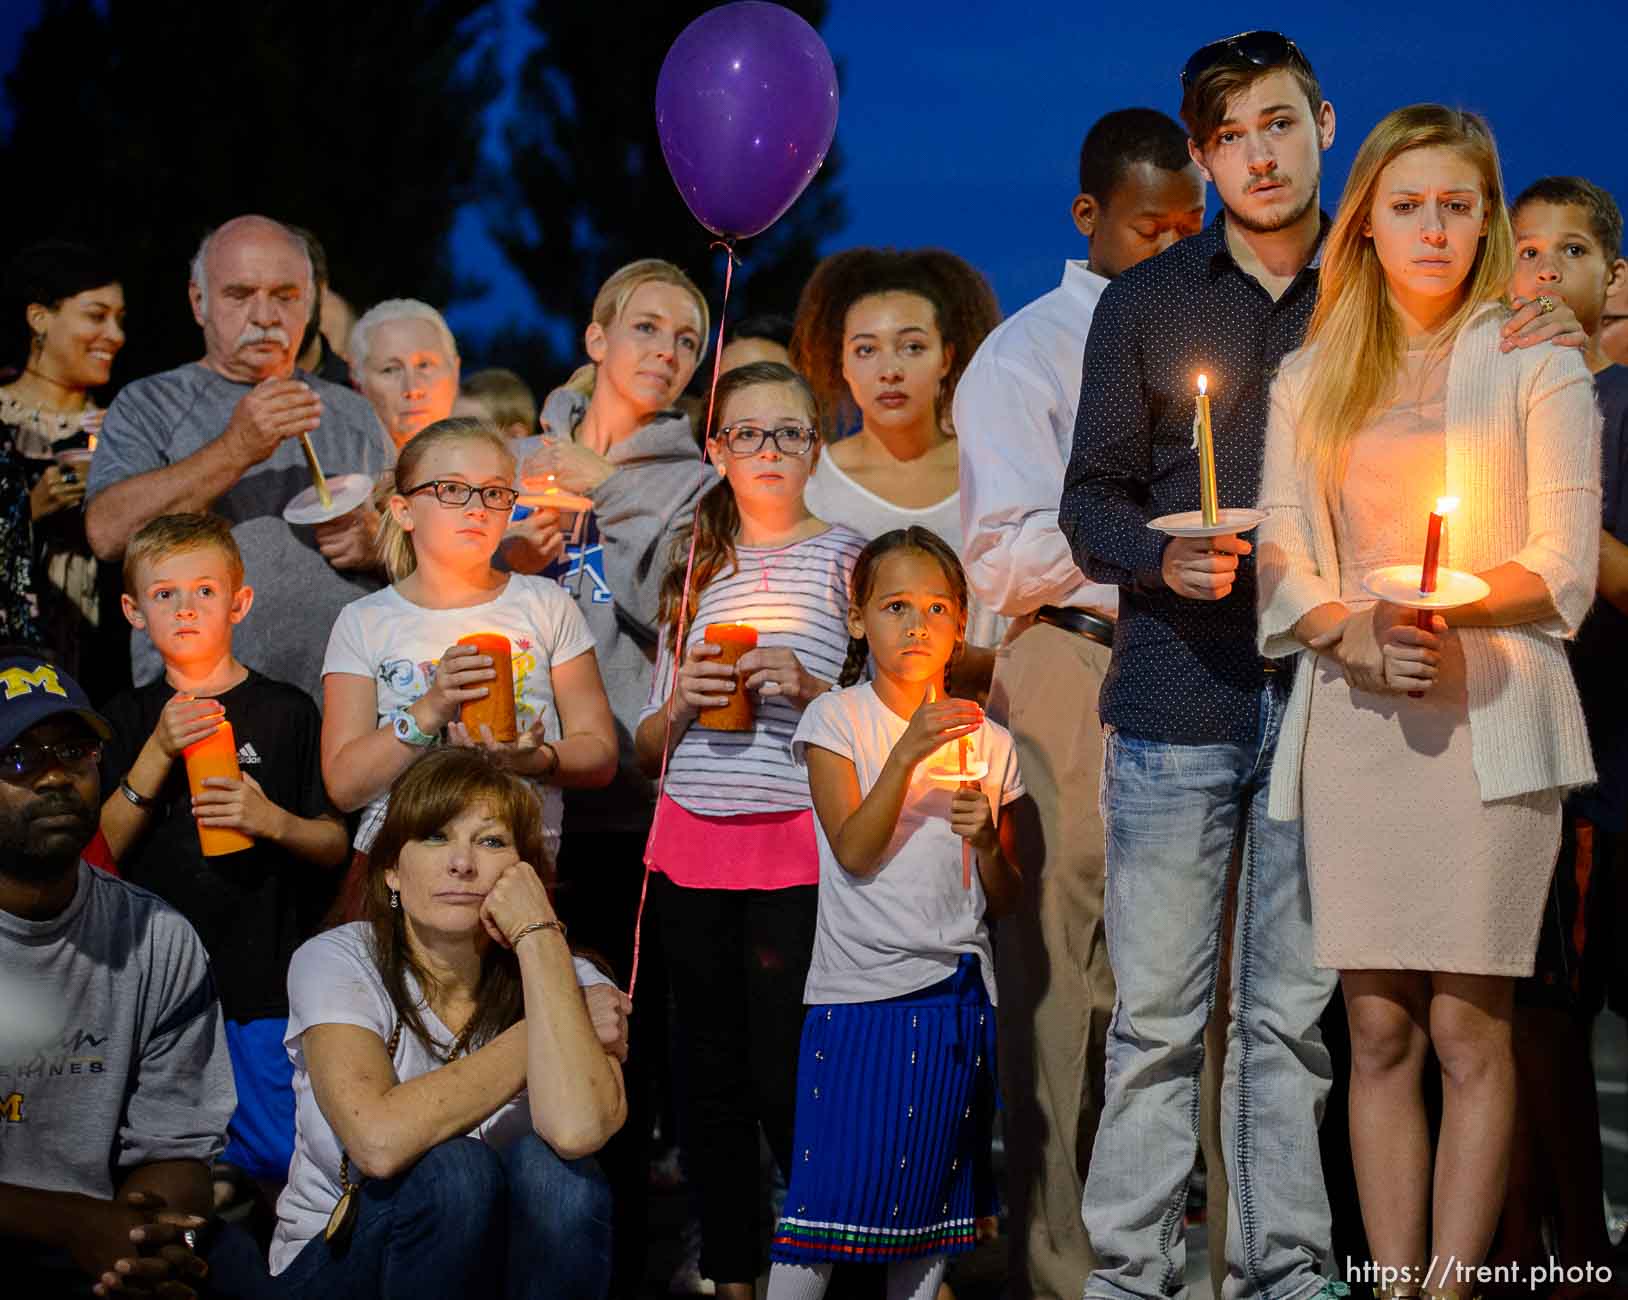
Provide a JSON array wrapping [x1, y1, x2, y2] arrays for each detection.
[[655, 2, 839, 240]]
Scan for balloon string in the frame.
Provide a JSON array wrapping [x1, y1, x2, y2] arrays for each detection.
[[628, 239, 737, 1002]]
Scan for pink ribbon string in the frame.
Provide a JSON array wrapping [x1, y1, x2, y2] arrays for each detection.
[[627, 240, 738, 1001]]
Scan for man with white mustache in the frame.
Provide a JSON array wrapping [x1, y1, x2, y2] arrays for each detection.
[[85, 215, 391, 700]]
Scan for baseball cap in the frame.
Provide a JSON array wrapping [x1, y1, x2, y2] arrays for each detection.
[[0, 653, 113, 752]]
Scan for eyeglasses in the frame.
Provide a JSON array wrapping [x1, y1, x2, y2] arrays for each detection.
[[0, 738, 103, 783], [1180, 30, 1297, 89], [402, 480, 520, 511], [712, 424, 818, 457]]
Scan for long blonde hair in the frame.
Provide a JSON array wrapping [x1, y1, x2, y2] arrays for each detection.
[[563, 258, 711, 399], [376, 417, 516, 580], [1298, 104, 1514, 492]]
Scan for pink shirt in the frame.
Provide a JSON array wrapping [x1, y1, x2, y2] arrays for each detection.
[[647, 795, 819, 890]]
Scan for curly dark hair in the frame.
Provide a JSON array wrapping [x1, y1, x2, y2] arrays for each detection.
[[788, 247, 1001, 440]]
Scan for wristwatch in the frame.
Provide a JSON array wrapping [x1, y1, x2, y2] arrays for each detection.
[[388, 707, 438, 747]]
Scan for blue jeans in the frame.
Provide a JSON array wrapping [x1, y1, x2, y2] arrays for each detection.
[[1082, 681, 1337, 1300], [226, 1134, 612, 1299]]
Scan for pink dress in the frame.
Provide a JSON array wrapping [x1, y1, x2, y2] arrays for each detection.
[[1301, 347, 1559, 975]]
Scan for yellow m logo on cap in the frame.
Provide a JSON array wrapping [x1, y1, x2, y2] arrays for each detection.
[[0, 665, 68, 701]]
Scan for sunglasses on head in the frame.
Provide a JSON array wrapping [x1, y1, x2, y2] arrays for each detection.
[[1181, 30, 1298, 89]]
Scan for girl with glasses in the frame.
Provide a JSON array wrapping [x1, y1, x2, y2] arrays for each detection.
[[632, 362, 866, 1300], [319, 417, 618, 916]]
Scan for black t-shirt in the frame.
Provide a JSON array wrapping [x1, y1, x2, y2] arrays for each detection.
[[99, 669, 340, 1020]]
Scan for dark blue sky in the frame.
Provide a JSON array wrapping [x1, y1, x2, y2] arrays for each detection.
[[7, 1, 1625, 336], [450, 0, 1628, 337]]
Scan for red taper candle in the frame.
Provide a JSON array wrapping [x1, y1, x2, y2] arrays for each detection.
[[1411, 496, 1459, 697]]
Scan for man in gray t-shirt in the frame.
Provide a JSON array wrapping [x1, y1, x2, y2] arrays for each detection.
[[0, 652, 234, 1295], [86, 214, 391, 701]]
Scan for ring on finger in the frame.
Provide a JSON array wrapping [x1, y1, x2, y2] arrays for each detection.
[[1536, 294, 1556, 315]]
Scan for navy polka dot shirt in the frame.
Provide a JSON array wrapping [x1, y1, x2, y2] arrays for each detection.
[[1059, 211, 1326, 744]]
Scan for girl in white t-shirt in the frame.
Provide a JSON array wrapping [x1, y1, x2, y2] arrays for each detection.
[[321, 419, 618, 915], [267, 747, 626, 1295], [768, 527, 1025, 1300], [631, 362, 863, 1298]]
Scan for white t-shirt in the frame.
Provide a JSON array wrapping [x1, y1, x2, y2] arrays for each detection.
[[639, 525, 865, 816], [792, 684, 1023, 1006], [803, 454, 1005, 649], [269, 923, 611, 1275], [322, 575, 598, 854]]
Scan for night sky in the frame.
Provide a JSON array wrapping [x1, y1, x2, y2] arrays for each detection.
[[6, 1, 1624, 339]]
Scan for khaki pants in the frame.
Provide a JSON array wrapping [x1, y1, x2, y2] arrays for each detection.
[[989, 621, 1230, 1300]]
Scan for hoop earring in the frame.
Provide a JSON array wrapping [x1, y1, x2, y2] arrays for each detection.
[[389, 889, 400, 910]]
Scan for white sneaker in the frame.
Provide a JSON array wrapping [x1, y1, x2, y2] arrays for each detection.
[[669, 1219, 716, 1297]]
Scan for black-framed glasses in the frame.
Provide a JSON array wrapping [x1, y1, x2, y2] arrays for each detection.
[[711, 424, 818, 457], [402, 480, 520, 511], [0, 738, 103, 783], [1180, 30, 1297, 88]]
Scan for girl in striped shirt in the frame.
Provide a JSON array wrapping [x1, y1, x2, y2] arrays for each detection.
[[634, 361, 865, 1298]]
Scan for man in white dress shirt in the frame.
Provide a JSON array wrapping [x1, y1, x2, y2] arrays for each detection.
[[954, 108, 1206, 1300]]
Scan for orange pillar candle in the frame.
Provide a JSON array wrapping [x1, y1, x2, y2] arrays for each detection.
[[457, 633, 517, 742], [183, 721, 253, 857], [696, 623, 758, 732]]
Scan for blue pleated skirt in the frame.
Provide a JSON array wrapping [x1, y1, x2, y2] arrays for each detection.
[[770, 954, 998, 1263]]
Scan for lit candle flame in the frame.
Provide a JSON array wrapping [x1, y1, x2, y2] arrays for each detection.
[[88, 434, 98, 452], [1435, 496, 1459, 515], [1197, 374, 1208, 395]]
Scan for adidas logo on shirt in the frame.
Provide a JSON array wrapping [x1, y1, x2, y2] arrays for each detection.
[[237, 743, 262, 766]]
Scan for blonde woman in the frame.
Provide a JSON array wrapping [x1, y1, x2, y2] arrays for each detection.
[[501, 258, 716, 1292], [1256, 105, 1600, 1300]]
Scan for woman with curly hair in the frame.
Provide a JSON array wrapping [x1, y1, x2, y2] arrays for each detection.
[[789, 248, 1005, 662]]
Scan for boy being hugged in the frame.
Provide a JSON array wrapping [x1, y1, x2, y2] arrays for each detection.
[[97, 513, 348, 1205]]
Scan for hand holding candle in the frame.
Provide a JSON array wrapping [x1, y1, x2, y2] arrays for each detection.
[[182, 720, 253, 856], [695, 623, 758, 731], [456, 633, 518, 742], [1407, 495, 1458, 698]]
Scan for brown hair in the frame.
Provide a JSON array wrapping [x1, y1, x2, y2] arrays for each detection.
[[656, 362, 819, 643], [123, 513, 244, 595], [1180, 43, 1323, 148], [788, 248, 1001, 440], [563, 258, 711, 399], [364, 748, 552, 1058], [460, 367, 538, 434], [377, 417, 516, 580], [837, 527, 969, 689], [1296, 104, 1513, 494]]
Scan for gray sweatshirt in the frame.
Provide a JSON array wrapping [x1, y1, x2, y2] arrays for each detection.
[[508, 389, 712, 833]]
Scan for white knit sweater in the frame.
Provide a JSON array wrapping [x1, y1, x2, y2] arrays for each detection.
[[1256, 304, 1601, 821]]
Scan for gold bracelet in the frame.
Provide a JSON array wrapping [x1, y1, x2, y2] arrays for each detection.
[[509, 918, 567, 947]]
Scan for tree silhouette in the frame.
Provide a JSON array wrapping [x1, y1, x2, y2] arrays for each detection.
[[489, 1, 845, 383], [0, 0, 495, 386]]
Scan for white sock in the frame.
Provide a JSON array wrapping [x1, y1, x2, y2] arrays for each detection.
[[766, 1261, 833, 1300], [887, 1256, 948, 1300]]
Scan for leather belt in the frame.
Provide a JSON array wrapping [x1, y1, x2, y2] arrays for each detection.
[[1033, 605, 1115, 648]]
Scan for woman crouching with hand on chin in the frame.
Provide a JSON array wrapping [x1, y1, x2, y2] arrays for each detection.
[[264, 747, 628, 1299]]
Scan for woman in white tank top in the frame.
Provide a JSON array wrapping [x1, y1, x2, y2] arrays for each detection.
[[790, 248, 1006, 658]]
